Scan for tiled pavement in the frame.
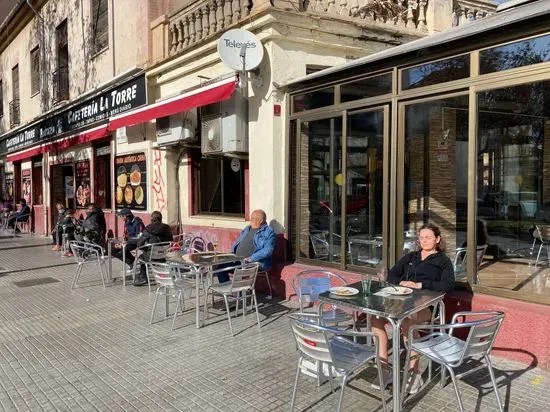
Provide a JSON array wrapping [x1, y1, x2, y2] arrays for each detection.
[[0, 233, 548, 412]]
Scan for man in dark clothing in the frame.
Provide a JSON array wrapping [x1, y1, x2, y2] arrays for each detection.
[[113, 208, 145, 271], [52, 202, 66, 250], [8, 198, 31, 231], [129, 210, 172, 286], [81, 204, 106, 245]]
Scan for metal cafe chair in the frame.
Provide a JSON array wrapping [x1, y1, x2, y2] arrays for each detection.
[[133, 241, 173, 292], [149, 262, 189, 330], [12, 213, 31, 237], [292, 270, 355, 327], [533, 225, 550, 268], [401, 311, 505, 412], [205, 262, 261, 336], [289, 313, 387, 412], [189, 236, 207, 252], [453, 244, 488, 281], [68, 241, 108, 289]]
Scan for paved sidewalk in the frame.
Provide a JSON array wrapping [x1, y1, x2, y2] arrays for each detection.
[[0, 234, 548, 412]]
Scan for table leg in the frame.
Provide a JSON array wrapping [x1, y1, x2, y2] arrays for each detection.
[[438, 300, 446, 388], [108, 241, 113, 281], [388, 318, 403, 412], [195, 268, 201, 328], [122, 244, 126, 287]]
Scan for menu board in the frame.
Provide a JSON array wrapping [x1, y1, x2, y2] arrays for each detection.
[[115, 152, 146, 210], [21, 169, 31, 204], [75, 160, 91, 209], [4, 173, 13, 200]]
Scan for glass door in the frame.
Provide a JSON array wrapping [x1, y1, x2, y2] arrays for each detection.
[[346, 107, 389, 268], [296, 105, 390, 270]]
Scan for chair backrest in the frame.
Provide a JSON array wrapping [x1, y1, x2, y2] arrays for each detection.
[[228, 263, 259, 292], [69, 241, 103, 263], [453, 245, 487, 277], [150, 262, 176, 288], [453, 311, 505, 364], [292, 270, 347, 310], [309, 231, 329, 259], [289, 315, 332, 364], [190, 236, 206, 252], [536, 225, 550, 242], [149, 242, 173, 260]]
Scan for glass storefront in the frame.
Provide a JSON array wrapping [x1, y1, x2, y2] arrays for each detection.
[[475, 81, 550, 296], [289, 29, 550, 304], [403, 95, 469, 278]]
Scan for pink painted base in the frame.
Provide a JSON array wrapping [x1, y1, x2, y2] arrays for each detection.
[[276, 262, 550, 370]]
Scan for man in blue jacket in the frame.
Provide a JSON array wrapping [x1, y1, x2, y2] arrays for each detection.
[[113, 208, 145, 272], [220, 209, 276, 283]]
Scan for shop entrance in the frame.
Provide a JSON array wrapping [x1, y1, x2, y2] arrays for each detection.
[[50, 163, 75, 224]]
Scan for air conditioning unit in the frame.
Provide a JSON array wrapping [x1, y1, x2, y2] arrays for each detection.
[[156, 109, 197, 146], [201, 88, 248, 155], [116, 124, 143, 144]]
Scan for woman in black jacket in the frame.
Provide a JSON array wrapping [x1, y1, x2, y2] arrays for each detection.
[[372, 223, 454, 394]]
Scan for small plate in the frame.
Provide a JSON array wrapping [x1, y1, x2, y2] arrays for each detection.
[[329, 286, 359, 296], [381, 286, 413, 295]]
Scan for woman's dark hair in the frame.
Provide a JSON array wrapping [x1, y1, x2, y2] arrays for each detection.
[[151, 211, 162, 224], [419, 223, 445, 252]]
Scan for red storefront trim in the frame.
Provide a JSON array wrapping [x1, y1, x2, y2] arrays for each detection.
[[108, 76, 237, 130]]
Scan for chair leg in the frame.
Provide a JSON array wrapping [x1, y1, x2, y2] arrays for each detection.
[[400, 346, 412, 405], [98, 260, 106, 288], [336, 376, 347, 412], [375, 356, 388, 412], [71, 265, 83, 289], [171, 291, 181, 331], [146, 264, 152, 293], [290, 358, 302, 412], [150, 287, 162, 325], [485, 355, 504, 412], [252, 290, 261, 329], [223, 294, 234, 336], [536, 243, 544, 268], [263, 271, 273, 299], [447, 367, 464, 412]]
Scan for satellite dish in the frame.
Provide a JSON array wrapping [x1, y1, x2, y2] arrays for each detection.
[[217, 29, 264, 71]]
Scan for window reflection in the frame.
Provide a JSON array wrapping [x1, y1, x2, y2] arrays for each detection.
[[480, 33, 550, 74], [346, 110, 385, 266], [477, 81, 550, 296], [402, 54, 470, 90], [292, 88, 335, 113], [404, 95, 469, 276], [299, 117, 343, 263], [340, 73, 392, 103]]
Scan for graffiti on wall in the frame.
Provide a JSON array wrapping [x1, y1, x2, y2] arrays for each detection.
[[152, 150, 167, 213]]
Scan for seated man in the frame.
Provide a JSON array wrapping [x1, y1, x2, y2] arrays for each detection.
[[52, 202, 66, 251], [129, 210, 172, 286], [58, 210, 77, 257], [81, 204, 106, 245], [219, 209, 276, 283], [8, 198, 31, 231], [113, 208, 145, 273]]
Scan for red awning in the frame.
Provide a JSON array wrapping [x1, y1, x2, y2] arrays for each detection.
[[6, 146, 43, 162], [5, 124, 109, 162], [108, 76, 237, 130]]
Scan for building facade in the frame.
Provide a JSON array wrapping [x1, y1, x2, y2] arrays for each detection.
[[284, 0, 550, 368], [0, 0, 172, 235]]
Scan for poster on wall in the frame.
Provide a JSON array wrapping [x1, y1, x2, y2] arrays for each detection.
[[65, 176, 74, 199], [75, 161, 91, 208], [21, 169, 31, 204], [115, 152, 147, 210], [5, 173, 13, 201]]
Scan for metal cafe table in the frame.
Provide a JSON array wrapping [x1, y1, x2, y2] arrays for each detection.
[[167, 252, 242, 328], [318, 282, 446, 412]]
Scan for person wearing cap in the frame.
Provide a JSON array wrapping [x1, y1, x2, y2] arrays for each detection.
[[113, 208, 145, 271]]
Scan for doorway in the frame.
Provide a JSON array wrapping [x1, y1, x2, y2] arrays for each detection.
[[50, 163, 74, 225]]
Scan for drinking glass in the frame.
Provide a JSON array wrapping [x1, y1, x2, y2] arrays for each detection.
[[211, 236, 219, 253], [361, 278, 372, 295]]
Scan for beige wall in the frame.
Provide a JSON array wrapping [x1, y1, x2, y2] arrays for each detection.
[[0, 0, 160, 135]]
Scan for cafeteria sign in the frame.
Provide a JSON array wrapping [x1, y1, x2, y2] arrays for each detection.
[[0, 73, 147, 155], [115, 153, 147, 210]]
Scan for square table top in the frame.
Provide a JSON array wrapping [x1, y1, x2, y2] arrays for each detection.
[[318, 281, 445, 319]]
